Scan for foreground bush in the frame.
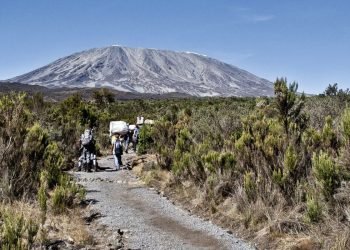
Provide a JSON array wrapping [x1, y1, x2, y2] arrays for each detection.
[[0, 207, 39, 249], [51, 174, 85, 214]]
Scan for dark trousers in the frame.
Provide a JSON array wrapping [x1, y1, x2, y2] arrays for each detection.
[[113, 154, 122, 169]]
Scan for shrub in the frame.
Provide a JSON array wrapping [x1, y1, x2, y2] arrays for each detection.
[[339, 109, 350, 180], [0, 95, 54, 199], [342, 108, 350, 141], [273, 78, 306, 136], [0, 208, 39, 249], [24, 123, 49, 157], [43, 142, 64, 188], [321, 116, 338, 150], [137, 125, 154, 155], [312, 151, 340, 199], [38, 184, 47, 213], [23, 123, 49, 188], [305, 195, 322, 223], [51, 186, 67, 214], [243, 172, 256, 202], [272, 145, 298, 194], [203, 151, 220, 174], [218, 152, 236, 173], [26, 218, 39, 247], [51, 174, 85, 214], [172, 152, 191, 175]]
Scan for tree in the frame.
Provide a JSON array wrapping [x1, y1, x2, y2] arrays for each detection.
[[324, 83, 338, 96], [273, 78, 306, 136], [92, 88, 115, 108]]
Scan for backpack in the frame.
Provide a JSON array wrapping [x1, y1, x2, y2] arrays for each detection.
[[133, 128, 139, 141], [114, 140, 123, 155], [81, 129, 93, 147]]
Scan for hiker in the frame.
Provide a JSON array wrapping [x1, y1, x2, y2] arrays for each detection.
[[132, 125, 140, 152], [78, 128, 97, 171], [112, 134, 123, 170]]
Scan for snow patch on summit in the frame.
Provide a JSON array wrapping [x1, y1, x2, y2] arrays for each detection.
[[184, 51, 208, 57]]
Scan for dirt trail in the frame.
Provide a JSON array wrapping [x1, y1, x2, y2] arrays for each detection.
[[74, 153, 253, 250]]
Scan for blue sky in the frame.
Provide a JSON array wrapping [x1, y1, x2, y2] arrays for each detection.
[[0, 0, 349, 94]]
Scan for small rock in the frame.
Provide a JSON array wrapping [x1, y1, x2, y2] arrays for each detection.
[[115, 242, 123, 249], [83, 212, 102, 223], [67, 237, 74, 244], [227, 230, 233, 234]]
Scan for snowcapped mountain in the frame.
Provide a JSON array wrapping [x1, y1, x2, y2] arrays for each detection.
[[8, 46, 273, 97]]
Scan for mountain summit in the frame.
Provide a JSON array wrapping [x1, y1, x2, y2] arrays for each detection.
[[9, 46, 273, 97]]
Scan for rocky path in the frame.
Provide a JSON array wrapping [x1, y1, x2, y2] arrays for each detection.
[[74, 153, 253, 250]]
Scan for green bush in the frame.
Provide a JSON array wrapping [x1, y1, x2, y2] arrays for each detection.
[[51, 186, 67, 214], [0, 94, 53, 199], [137, 125, 154, 155], [0, 209, 39, 249], [38, 184, 47, 213], [43, 142, 64, 188], [172, 152, 191, 175], [312, 151, 340, 199], [243, 172, 256, 202], [305, 195, 322, 223], [342, 108, 350, 141], [51, 174, 86, 214], [273, 78, 306, 135]]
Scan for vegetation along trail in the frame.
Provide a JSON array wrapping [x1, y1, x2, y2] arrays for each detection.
[[74, 153, 253, 250]]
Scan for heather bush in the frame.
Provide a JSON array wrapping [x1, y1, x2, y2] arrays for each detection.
[[243, 171, 256, 202], [51, 174, 85, 214], [43, 142, 64, 188], [137, 125, 154, 155], [0, 93, 45, 199], [306, 194, 323, 223], [342, 108, 350, 141], [0, 208, 39, 249], [38, 184, 47, 214], [312, 151, 340, 199]]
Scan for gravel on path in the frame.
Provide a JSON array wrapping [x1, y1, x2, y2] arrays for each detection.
[[74, 153, 254, 250]]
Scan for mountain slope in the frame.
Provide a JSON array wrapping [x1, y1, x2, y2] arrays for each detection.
[[0, 82, 193, 101], [9, 46, 273, 97]]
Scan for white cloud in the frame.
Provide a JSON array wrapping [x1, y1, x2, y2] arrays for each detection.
[[251, 15, 275, 22], [229, 6, 275, 23]]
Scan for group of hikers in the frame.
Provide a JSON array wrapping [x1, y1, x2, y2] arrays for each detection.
[[77, 124, 140, 172]]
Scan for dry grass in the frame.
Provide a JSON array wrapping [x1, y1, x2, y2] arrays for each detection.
[[0, 200, 41, 221], [46, 208, 93, 245], [0, 200, 94, 247]]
